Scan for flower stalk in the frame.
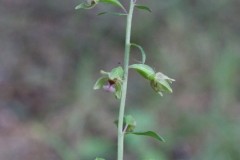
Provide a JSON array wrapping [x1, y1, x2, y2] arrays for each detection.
[[117, 1, 135, 160]]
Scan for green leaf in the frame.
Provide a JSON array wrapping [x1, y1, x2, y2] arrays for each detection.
[[99, 0, 126, 11], [135, 5, 152, 13], [109, 66, 124, 80], [75, 2, 97, 10], [95, 158, 105, 160], [131, 43, 146, 64], [127, 131, 165, 142], [97, 12, 127, 16], [129, 64, 155, 80], [93, 77, 108, 90]]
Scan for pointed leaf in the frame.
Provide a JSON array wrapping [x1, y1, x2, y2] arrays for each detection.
[[127, 131, 165, 142], [75, 2, 96, 10], [129, 64, 155, 80], [99, 0, 126, 11], [135, 5, 152, 13], [93, 77, 108, 90], [97, 12, 127, 16], [131, 43, 146, 64], [109, 66, 124, 80], [98, 12, 107, 16]]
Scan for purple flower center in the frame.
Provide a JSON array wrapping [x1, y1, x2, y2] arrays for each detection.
[[103, 83, 116, 93], [103, 80, 116, 93]]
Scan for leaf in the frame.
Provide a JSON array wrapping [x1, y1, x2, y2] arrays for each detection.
[[95, 158, 105, 160], [99, 0, 126, 11], [109, 66, 124, 80], [135, 5, 152, 13], [93, 77, 108, 90], [97, 12, 127, 16], [127, 131, 165, 142], [131, 43, 146, 64], [97, 12, 107, 15], [129, 64, 155, 80], [75, 2, 96, 10]]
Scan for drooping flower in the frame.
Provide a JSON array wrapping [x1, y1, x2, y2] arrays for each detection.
[[150, 72, 175, 96], [93, 66, 123, 99], [129, 63, 175, 96]]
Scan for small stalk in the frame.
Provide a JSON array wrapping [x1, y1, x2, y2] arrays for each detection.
[[117, 0, 135, 160]]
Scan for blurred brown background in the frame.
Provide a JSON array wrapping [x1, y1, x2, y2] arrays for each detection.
[[0, 0, 240, 159]]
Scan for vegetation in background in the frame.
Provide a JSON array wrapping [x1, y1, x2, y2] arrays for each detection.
[[0, 0, 239, 159]]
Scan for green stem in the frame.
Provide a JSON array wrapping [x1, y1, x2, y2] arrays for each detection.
[[117, 1, 135, 160]]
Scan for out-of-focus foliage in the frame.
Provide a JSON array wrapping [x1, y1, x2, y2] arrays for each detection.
[[0, 0, 239, 160]]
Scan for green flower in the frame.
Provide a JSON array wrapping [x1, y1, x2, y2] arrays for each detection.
[[150, 72, 175, 96], [129, 64, 175, 96], [94, 66, 123, 99]]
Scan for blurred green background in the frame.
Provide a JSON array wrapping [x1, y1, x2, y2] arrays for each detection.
[[0, 0, 240, 160]]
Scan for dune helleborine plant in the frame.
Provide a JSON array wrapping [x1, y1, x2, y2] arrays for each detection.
[[75, 0, 175, 160]]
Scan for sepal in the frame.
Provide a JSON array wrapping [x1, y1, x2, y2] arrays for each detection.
[[129, 64, 155, 80]]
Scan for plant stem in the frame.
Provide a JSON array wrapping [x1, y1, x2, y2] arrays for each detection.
[[117, 1, 135, 160]]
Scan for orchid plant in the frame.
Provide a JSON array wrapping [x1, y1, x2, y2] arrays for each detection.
[[75, 0, 175, 160]]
